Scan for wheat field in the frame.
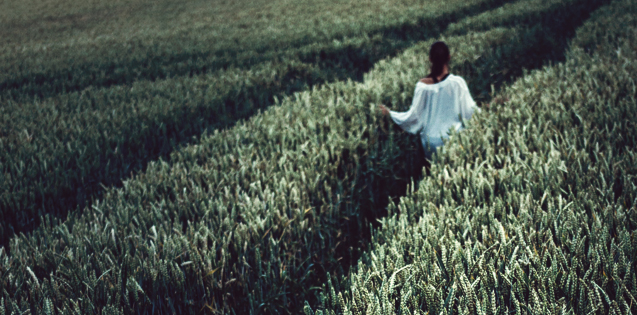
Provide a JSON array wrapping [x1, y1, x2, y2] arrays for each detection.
[[1, 0, 635, 313]]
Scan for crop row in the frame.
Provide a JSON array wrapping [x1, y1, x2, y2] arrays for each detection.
[[0, 0, 614, 313], [311, 0, 637, 313], [0, 0, 511, 99], [0, 60, 331, 246]]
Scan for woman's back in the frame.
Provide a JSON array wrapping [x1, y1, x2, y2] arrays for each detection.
[[379, 41, 479, 159], [389, 74, 479, 157]]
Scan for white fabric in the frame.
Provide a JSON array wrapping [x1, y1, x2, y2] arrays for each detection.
[[389, 74, 480, 157]]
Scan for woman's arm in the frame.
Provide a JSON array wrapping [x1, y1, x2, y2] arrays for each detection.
[[384, 85, 428, 134], [457, 78, 480, 119]]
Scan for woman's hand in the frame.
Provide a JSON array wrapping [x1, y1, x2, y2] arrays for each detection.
[[378, 104, 390, 116]]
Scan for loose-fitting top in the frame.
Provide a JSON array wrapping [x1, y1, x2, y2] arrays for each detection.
[[389, 74, 479, 157]]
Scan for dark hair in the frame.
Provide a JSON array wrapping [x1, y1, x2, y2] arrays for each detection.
[[428, 41, 450, 79]]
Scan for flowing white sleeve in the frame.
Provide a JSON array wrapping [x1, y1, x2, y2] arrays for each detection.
[[459, 79, 480, 120], [388, 86, 427, 134]]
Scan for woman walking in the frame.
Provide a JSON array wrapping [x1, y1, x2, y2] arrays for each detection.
[[379, 41, 480, 160]]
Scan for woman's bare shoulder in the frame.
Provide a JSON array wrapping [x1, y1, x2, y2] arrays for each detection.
[[419, 78, 434, 85]]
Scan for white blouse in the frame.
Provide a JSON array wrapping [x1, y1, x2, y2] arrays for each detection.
[[389, 74, 480, 157]]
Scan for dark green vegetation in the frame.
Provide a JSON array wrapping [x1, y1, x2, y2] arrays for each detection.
[[0, 0, 510, 99], [1, 0, 635, 314]]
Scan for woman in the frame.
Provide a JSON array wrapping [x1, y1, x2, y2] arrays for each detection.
[[379, 41, 480, 160]]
